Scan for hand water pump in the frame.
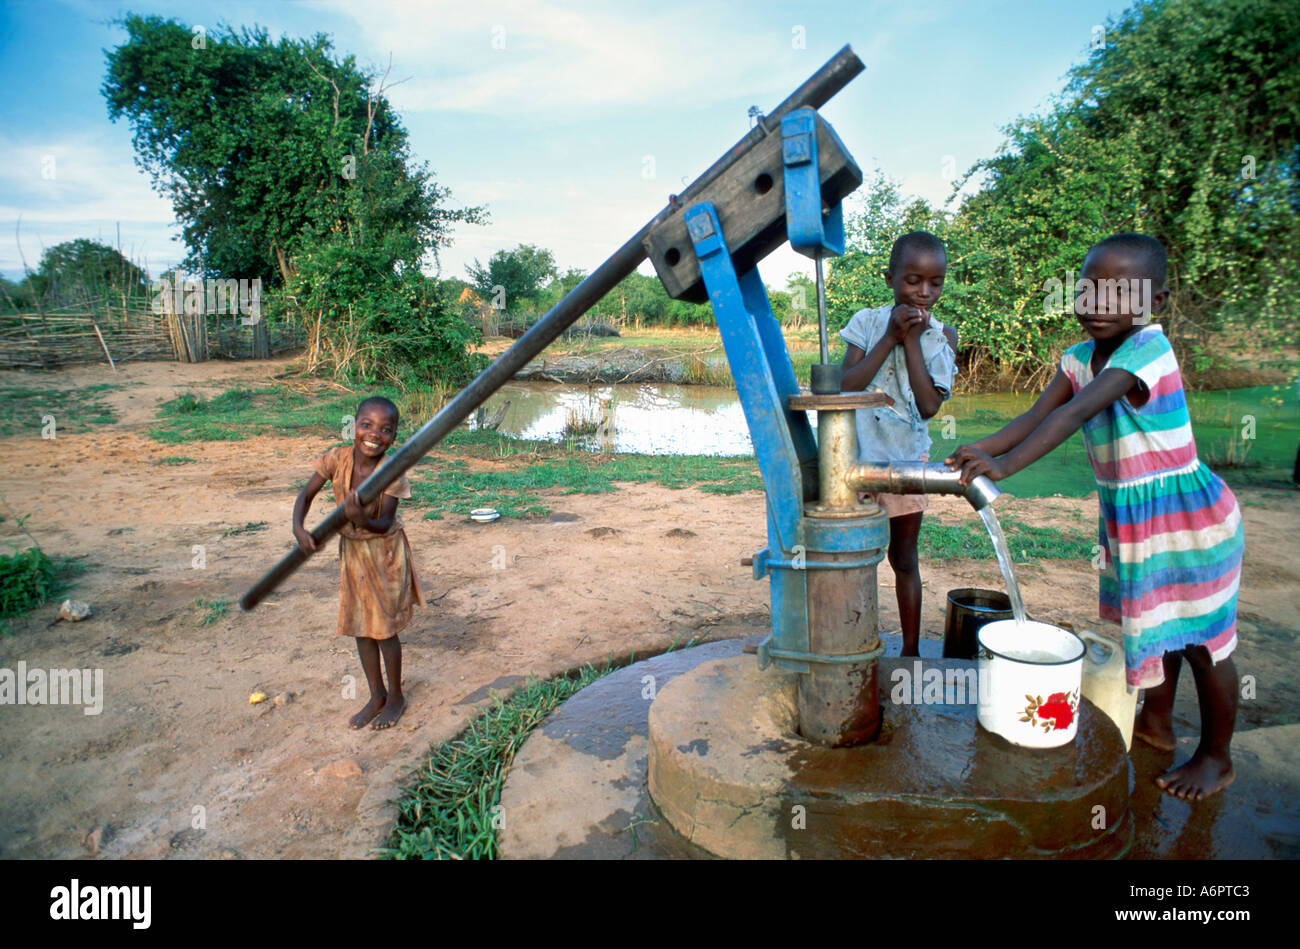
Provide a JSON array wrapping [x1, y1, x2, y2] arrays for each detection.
[[241, 45, 999, 747]]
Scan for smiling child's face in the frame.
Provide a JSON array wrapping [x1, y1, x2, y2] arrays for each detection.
[[1075, 247, 1165, 342], [884, 248, 946, 311], [354, 405, 398, 459]]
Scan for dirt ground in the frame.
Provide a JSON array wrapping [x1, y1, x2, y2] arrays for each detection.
[[1, 356, 1297, 859]]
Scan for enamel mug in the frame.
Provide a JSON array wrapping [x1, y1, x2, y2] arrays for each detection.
[[977, 620, 1086, 748]]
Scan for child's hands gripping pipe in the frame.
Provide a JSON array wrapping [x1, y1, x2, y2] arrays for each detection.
[[946, 444, 1007, 485], [291, 471, 326, 556], [343, 489, 366, 527]]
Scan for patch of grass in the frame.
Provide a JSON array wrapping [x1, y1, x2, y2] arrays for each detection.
[[148, 384, 410, 444], [0, 382, 123, 435], [562, 403, 600, 437], [0, 547, 57, 621], [919, 517, 1094, 562], [681, 352, 732, 386], [156, 456, 197, 465], [382, 662, 614, 859], [1201, 431, 1260, 470], [169, 392, 207, 414], [224, 521, 269, 536], [410, 429, 762, 519], [193, 597, 229, 626], [0, 546, 87, 635]]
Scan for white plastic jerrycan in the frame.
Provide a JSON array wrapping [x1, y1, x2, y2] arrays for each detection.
[[1078, 630, 1137, 750]]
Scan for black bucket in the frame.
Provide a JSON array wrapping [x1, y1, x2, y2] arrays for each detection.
[[943, 588, 1014, 659]]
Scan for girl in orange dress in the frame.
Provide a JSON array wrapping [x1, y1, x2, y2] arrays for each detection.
[[292, 396, 424, 729]]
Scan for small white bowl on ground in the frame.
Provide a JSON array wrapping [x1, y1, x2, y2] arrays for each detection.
[[470, 508, 500, 523], [977, 620, 1086, 749]]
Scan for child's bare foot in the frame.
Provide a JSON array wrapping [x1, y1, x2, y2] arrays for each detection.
[[1132, 707, 1177, 752], [1155, 750, 1235, 800], [349, 694, 386, 729], [371, 693, 405, 730]]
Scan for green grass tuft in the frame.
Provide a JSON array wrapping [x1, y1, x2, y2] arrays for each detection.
[[381, 663, 614, 859], [411, 429, 762, 519], [919, 517, 1095, 561], [0, 546, 87, 634], [149, 384, 396, 444], [0, 383, 123, 434], [193, 597, 229, 626], [0, 547, 58, 620]]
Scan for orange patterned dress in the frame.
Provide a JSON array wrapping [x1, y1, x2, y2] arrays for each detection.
[[311, 445, 425, 640]]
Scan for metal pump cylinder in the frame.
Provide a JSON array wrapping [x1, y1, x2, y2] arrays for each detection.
[[846, 460, 1002, 511], [798, 547, 882, 745], [798, 401, 885, 747], [817, 408, 860, 509]]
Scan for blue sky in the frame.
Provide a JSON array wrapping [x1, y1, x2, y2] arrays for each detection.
[[0, 0, 1134, 287]]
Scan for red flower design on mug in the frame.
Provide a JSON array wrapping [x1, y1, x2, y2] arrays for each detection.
[[1036, 692, 1075, 730]]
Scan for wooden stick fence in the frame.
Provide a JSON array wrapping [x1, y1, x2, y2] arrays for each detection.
[[0, 303, 304, 370]]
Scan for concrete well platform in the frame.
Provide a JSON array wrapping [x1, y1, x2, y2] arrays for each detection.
[[498, 637, 1135, 858], [648, 653, 1131, 859]]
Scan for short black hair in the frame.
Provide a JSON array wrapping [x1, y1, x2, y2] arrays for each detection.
[[1085, 233, 1167, 288], [356, 396, 399, 425], [888, 231, 946, 273]]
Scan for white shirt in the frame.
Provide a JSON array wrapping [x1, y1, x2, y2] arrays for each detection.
[[838, 304, 957, 463]]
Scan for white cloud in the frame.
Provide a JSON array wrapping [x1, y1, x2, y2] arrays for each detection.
[[0, 131, 184, 276], [301, 0, 817, 116]]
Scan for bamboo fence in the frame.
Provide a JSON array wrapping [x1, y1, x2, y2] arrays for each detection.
[[0, 301, 304, 370]]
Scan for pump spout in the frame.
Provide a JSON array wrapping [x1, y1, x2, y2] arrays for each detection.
[[846, 461, 1001, 511]]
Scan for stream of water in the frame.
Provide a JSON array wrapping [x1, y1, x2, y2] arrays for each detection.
[[978, 505, 1028, 626]]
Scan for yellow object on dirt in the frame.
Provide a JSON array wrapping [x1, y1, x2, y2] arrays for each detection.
[[249, 692, 267, 705]]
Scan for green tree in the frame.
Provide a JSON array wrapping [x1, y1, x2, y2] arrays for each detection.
[[103, 15, 486, 384], [465, 244, 558, 313], [778, 273, 816, 327], [533, 266, 589, 313], [949, 0, 1300, 379], [104, 16, 475, 283], [583, 271, 710, 328], [34, 239, 150, 308], [0, 276, 41, 312]]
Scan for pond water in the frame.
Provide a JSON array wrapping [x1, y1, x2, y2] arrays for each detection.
[[473, 382, 755, 456], [471, 381, 1047, 458]]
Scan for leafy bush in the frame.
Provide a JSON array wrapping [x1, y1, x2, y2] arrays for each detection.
[[0, 547, 58, 622], [828, 0, 1300, 384]]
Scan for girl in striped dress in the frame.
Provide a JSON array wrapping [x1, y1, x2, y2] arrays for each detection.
[[947, 234, 1241, 800]]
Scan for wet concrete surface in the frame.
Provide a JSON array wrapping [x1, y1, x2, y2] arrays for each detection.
[[498, 636, 1300, 859], [649, 653, 1130, 858], [1126, 724, 1300, 858], [499, 640, 746, 858]]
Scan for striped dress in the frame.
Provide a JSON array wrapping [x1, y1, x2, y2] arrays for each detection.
[[1060, 325, 1242, 688]]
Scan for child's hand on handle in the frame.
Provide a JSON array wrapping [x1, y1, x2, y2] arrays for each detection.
[[888, 304, 929, 343], [946, 444, 1007, 485], [293, 525, 317, 555], [343, 489, 366, 527]]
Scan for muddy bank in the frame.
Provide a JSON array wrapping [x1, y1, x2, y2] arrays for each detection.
[[516, 347, 721, 384], [510, 340, 1292, 393]]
